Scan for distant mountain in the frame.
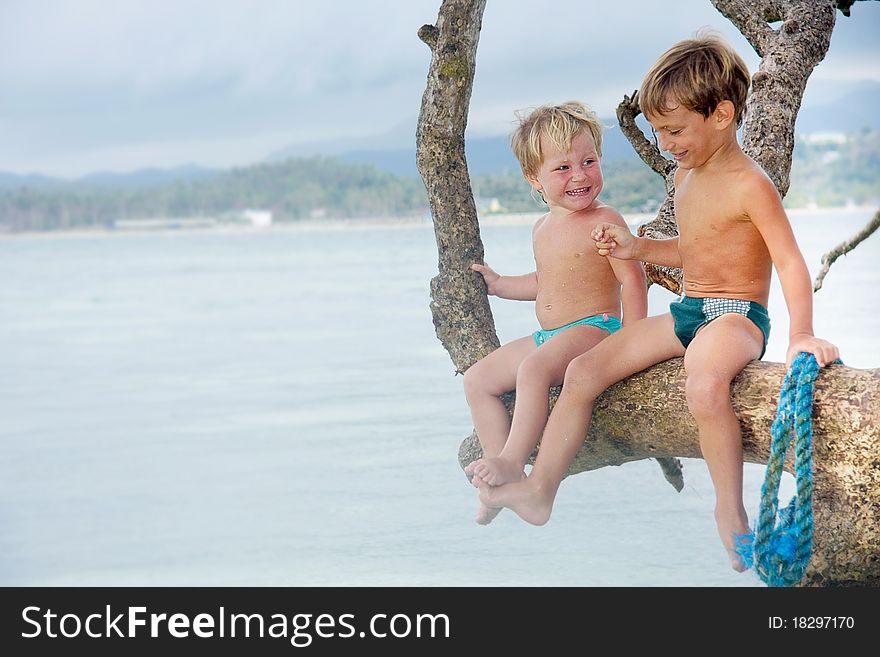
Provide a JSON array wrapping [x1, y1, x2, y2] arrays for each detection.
[[796, 81, 880, 134], [77, 165, 219, 189], [268, 116, 644, 177], [0, 164, 218, 192], [4, 80, 875, 206], [266, 118, 417, 161], [0, 172, 59, 191], [0, 157, 428, 232], [267, 81, 880, 176], [3, 131, 876, 233]]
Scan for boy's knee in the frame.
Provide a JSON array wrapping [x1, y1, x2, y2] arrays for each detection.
[[562, 353, 602, 398], [685, 373, 731, 418], [462, 364, 487, 398], [515, 354, 552, 386]]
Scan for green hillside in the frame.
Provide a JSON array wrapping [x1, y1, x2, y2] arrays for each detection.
[[787, 129, 880, 207], [0, 157, 427, 232], [1, 131, 877, 233]]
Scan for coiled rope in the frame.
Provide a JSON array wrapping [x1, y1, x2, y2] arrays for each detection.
[[735, 352, 837, 587]]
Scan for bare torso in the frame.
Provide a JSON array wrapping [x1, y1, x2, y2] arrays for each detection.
[[533, 207, 622, 329], [675, 158, 772, 305]]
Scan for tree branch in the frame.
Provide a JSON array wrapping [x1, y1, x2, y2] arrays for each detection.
[[637, 174, 684, 294], [615, 92, 683, 293], [416, 0, 494, 373], [834, 0, 880, 18], [814, 208, 880, 291], [710, 0, 776, 56], [718, 0, 836, 196], [615, 91, 675, 177], [417, 23, 438, 48]]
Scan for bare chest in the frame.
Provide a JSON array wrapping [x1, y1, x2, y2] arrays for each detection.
[[674, 183, 770, 283], [532, 219, 593, 268], [675, 182, 752, 248]]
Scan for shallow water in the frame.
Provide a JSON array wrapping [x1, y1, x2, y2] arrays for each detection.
[[0, 208, 876, 586]]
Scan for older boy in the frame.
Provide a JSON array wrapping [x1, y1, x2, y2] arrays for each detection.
[[476, 36, 839, 570], [463, 102, 646, 524]]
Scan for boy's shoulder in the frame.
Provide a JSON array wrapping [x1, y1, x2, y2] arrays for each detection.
[[541, 203, 624, 223], [586, 202, 627, 227], [547, 203, 627, 231], [726, 154, 780, 207], [677, 150, 774, 192], [533, 212, 550, 232]]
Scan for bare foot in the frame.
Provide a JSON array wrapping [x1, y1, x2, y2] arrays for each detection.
[[467, 455, 525, 486], [471, 474, 502, 524], [476, 476, 554, 526], [715, 508, 751, 572], [475, 504, 502, 525]]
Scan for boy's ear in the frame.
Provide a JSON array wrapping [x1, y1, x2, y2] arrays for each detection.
[[524, 172, 540, 189], [713, 100, 736, 130]]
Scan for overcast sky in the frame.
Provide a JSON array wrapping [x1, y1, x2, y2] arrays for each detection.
[[1, 0, 878, 178]]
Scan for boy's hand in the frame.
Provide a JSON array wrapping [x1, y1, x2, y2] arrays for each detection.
[[786, 333, 840, 368], [592, 223, 636, 259], [471, 263, 501, 296]]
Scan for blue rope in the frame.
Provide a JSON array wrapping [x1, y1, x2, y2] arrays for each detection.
[[735, 352, 837, 587]]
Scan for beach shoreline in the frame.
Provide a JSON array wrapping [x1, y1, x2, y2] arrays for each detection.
[[0, 205, 875, 240]]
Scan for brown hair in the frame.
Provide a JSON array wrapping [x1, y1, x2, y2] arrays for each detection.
[[511, 101, 603, 177], [639, 33, 750, 126]]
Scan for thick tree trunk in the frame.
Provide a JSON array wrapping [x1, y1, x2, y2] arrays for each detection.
[[417, 0, 879, 585], [416, 0, 496, 373], [714, 0, 836, 194]]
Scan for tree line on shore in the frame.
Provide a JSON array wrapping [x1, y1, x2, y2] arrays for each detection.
[[1, 130, 876, 232]]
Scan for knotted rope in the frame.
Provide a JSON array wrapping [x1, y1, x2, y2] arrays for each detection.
[[736, 352, 834, 587]]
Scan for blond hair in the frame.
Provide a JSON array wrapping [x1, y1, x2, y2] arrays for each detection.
[[639, 33, 750, 126], [511, 102, 603, 177]]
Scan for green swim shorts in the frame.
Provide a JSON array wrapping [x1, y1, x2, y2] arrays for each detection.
[[669, 296, 771, 358], [533, 313, 622, 347]]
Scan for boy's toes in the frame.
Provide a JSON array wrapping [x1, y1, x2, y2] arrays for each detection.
[[472, 474, 489, 489]]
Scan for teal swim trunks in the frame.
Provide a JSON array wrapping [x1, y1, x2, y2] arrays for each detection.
[[533, 313, 622, 347], [669, 296, 771, 357]]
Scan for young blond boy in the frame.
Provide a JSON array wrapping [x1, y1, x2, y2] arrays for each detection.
[[463, 102, 647, 524], [476, 37, 839, 570]]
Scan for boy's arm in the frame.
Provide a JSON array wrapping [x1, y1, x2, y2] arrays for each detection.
[[599, 213, 648, 325], [470, 263, 538, 301], [746, 175, 840, 367], [610, 257, 648, 326], [592, 224, 682, 268]]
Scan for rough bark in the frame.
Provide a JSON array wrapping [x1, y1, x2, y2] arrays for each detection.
[[416, 0, 495, 374], [616, 92, 682, 293], [417, 0, 879, 585], [715, 0, 836, 196], [615, 91, 675, 180]]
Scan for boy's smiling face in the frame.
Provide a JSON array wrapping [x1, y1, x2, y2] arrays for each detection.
[[527, 130, 603, 213], [646, 98, 732, 170]]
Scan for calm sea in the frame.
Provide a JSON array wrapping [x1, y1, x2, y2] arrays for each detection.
[[1, 208, 876, 586]]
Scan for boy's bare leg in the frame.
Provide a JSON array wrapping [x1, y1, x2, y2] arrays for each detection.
[[462, 336, 535, 524], [463, 336, 536, 460], [468, 325, 610, 487], [683, 314, 764, 572], [478, 314, 686, 525]]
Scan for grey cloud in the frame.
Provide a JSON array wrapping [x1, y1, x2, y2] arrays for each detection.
[[0, 0, 877, 176]]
